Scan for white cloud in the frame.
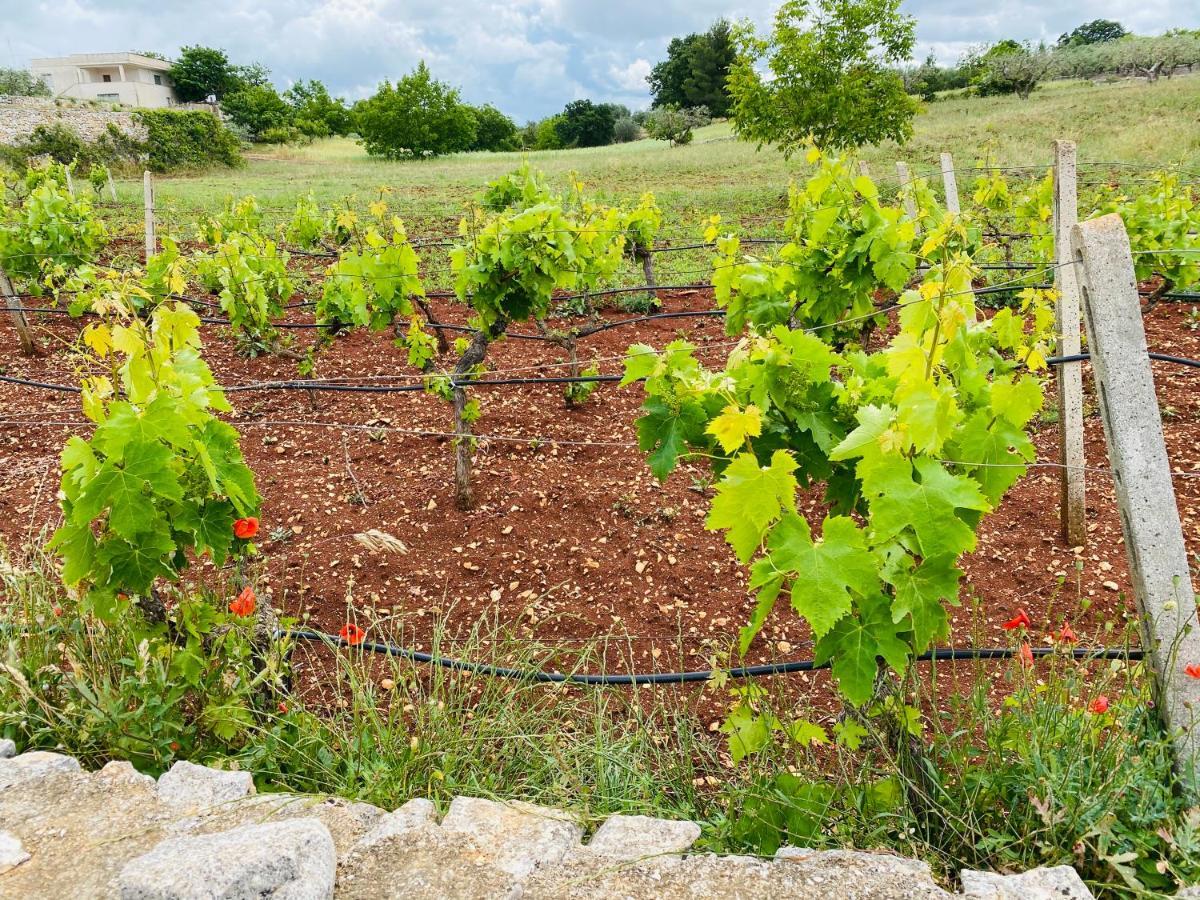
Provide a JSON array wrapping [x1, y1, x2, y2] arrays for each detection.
[[3, 0, 1196, 120], [610, 58, 652, 92]]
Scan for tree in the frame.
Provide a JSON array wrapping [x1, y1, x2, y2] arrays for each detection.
[[467, 104, 519, 152], [1058, 19, 1127, 47], [284, 80, 352, 137], [554, 100, 615, 148], [971, 42, 1053, 99], [532, 116, 563, 150], [649, 19, 737, 117], [644, 105, 711, 146], [169, 46, 241, 102], [728, 0, 917, 154], [354, 63, 477, 158], [612, 116, 641, 143], [0, 68, 50, 97], [221, 84, 293, 140]]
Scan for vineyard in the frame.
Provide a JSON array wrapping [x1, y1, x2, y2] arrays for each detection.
[[2, 139, 1200, 891]]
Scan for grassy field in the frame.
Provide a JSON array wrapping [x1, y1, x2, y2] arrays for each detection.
[[124, 74, 1200, 237]]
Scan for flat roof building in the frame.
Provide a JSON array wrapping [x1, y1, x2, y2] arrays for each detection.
[[29, 52, 178, 108]]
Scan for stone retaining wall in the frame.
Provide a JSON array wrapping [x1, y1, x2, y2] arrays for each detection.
[[0, 96, 146, 146], [0, 743, 1102, 898]]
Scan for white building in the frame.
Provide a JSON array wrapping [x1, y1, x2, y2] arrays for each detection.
[[29, 53, 178, 108]]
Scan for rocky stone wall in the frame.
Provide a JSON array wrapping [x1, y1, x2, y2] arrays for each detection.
[[0, 743, 1101, 898], [0, 96, 146, 146]]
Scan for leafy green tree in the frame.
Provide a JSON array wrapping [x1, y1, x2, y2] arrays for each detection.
[[1058, 19, 1127, 47], [284, 80, 352, 137], [221, 84, 293, 140], [649, 19, 737, 117], [644, 105, 711, 146], [612, 116, 641, 143], [354, 63, 477, 158], [728, 0, 917, 154], [554, 100, 616, 148], [0, 68, 50, 97], [533, 116, 563, 150], [971, 42, 1053, 99], [467, 104, 519, 152], [169, 46, 241, 102]]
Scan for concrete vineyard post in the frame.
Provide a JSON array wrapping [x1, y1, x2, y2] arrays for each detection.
[[1053, 140, 1087, 546], [143, 170, 156, 262], [107, 170, 118, 202], [939, 152, 960, 214], [895, 162, 920, 228], [857, 160, 872, 180], [64, 168, 75, 197], [0, 267, 36, 356], [1071, 213, 1200, 790]]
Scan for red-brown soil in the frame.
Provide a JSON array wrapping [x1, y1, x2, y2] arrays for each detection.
[[1, 279, 1197, 691]]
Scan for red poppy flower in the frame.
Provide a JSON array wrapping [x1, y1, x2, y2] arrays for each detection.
[[229, 586, 256, 617], [1002, 609, 1032, 630], [1186, 664, 1200, 680], [1018, 643, 1034, 667], [169, 741, 180, 752], [1089, 695, 1110, 715], [339, 623, 365, 646], [52, 606, 63, 618], [1058, 623, 1077, 643], [233, 517, 260, 539], [278, 701, 289, 714]]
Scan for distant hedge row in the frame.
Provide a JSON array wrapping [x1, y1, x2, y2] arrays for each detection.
[[0, 109, 242, 173]]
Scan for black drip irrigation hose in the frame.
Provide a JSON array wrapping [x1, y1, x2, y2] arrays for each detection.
[[284, 628, 1144, 685], [1, 351, 1197, 398]]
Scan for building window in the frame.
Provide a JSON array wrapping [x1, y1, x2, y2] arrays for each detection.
[[102, 74, 112, 82], [154, 74, 162, 85], [97, 93, 119, 103]]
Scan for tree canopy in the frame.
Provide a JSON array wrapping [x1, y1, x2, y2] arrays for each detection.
[[284, 80, 353, 137], [0, 68, 50, 98], [554, 100, 616, 148], [648, 19, 737, 117], [728, 0, 917, 154], [169, 46, 242, 102], [1058, 19, 1128, 47], [354, 63, 478, 158]]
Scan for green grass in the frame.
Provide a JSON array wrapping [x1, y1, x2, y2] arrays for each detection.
[[120, 75, 1200, 235]]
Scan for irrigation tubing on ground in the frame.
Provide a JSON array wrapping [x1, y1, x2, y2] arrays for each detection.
[[283, 628, 1145, 685]]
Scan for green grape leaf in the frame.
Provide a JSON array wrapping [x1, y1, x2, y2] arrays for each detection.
[[886, 554, 961, 650], [635, 397, 709, 481], [814, 593, 911, 706], [762, 513, 879, 638], [94, 531, 178, 594], [949, 412, 1035, 503], [707, 450, 798, 563], [865, 456, 989, 558]]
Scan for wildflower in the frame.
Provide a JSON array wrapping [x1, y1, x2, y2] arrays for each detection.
[[278, 701, 288, 714], [52, 606, 63, 618], [1002, 609, 1032, 630], [1058, 623, 1077, 643], [169, 741, 180, 752], [1019, 643, 1034, 667], [1089, 695, 1110, 715], [233, 517, 260, 539], [229, 586, 256, 617], [339, 623, 365, 646], [1186, 664, 1200, 680]]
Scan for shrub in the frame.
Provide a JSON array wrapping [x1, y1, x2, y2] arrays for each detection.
[[354, 63, 477, 159], [134, 109, 243, 172], [220, 84, 294, 140], [0, 67, 50, 97], [644, 105, 711, 146], [612, 116, 641, 143]]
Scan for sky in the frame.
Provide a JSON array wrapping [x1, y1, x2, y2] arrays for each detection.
[[4, 0, 1195, 121]]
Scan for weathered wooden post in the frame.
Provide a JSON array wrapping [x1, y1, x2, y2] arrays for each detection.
[[939, 152, 960, 214], [895, 162, 920, 228], [143, 170, 156, 262], [1053, 140, 1087, 546], [1072, 213, 1200, 789], [0, 268, 36, 356]]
